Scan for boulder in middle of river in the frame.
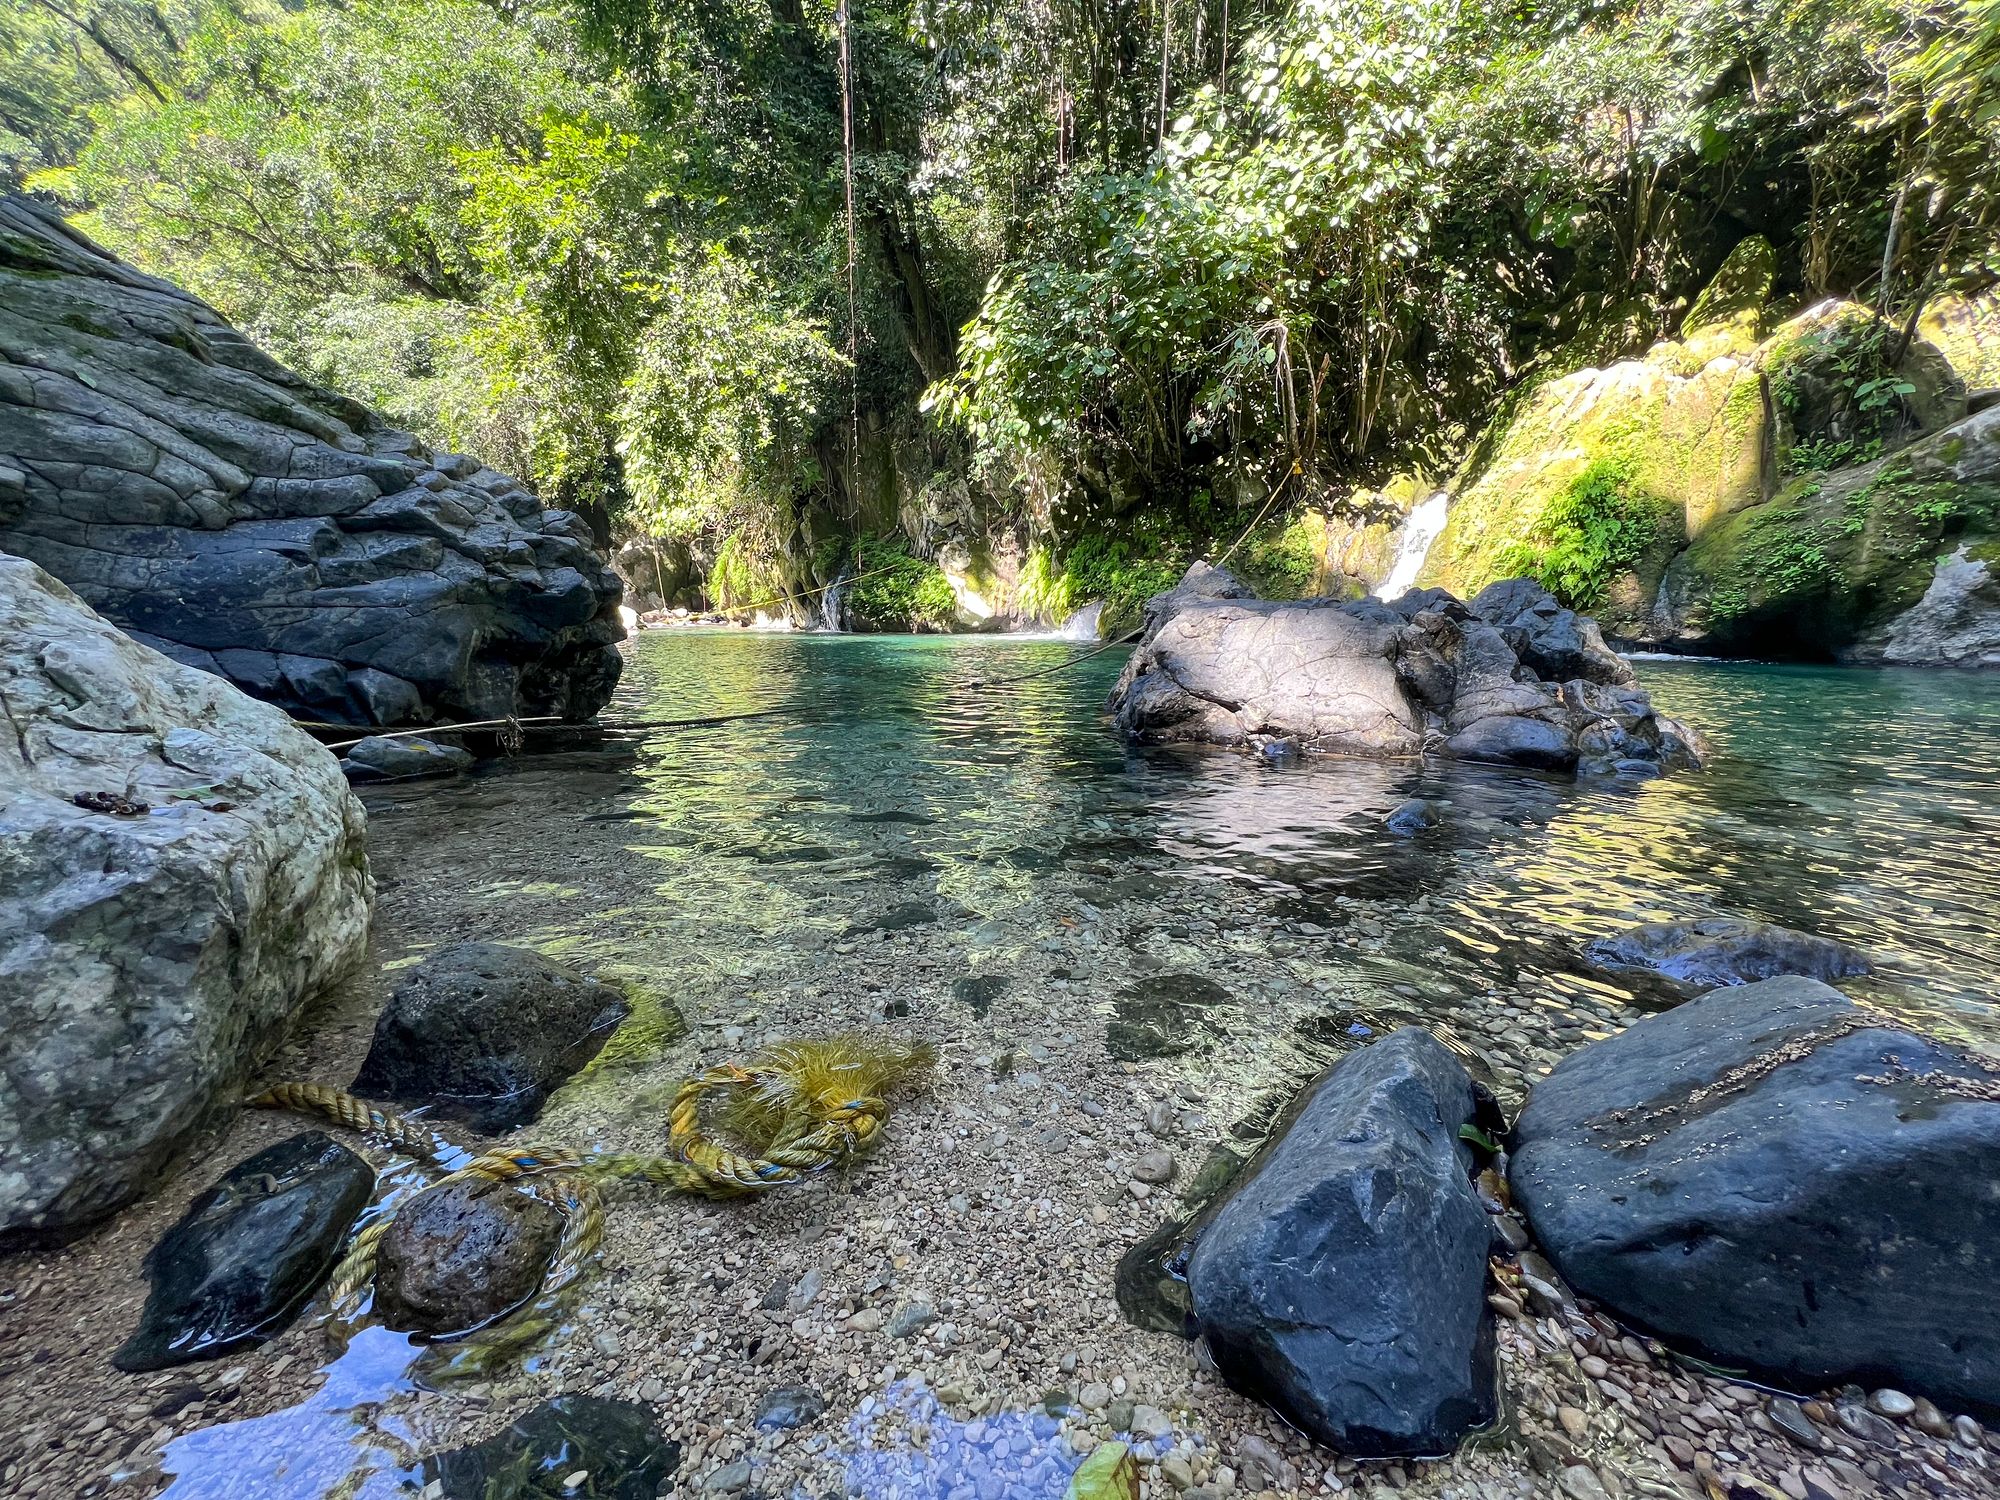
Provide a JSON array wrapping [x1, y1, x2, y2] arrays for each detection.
[[1186, 1028, 1497, 1457], [1510, 975, 2000, 1412], [351, 942, 629, 1130], [373, 1175, 564, 1335], [1584, 916, 1871, 988], [115, 1131, 375, 1372]]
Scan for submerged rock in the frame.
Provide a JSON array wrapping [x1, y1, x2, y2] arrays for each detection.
[[374, 1176, 564, 1335], [0, 556, 371, 1243], [1585, 917, 1871, 987], [352, 942, 629, 1130], [1186, 1028, 1497, 1457], [1106, 974, 1233, 1060], [0, 195, 623, 727], [1510, 975, 2000, 1411], [340, 735, 474, 782], [1384, 797, 1443, 837], [425, 1395, 681, 1499], [1107, 566, 1697, 776], [115, 1132, 374, 1371]]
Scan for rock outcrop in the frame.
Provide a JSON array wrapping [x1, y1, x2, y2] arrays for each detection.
[[0, 556, 372, 1243], [1510, 976, 2000, 1412], [0, 195, 623, 726], [1584, 917, 1872, 988], [1186, 1029, 1498, 1457], [1415, 236, 2000, 665], [114, 1132, 375, 1371], [351, 942, 629, 1130], [1107, 565, 1699, 775]]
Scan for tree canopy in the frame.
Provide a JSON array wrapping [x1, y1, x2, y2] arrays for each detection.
[[8, 0, 1997, 610]]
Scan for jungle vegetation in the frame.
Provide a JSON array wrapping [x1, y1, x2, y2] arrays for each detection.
[[6, 0, 1998, 616]]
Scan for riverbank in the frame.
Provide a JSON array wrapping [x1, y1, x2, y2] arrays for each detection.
[[4, 634, 1999, 1498]]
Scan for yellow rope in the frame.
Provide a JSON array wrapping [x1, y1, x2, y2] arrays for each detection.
[[249, 1037, 927, 1359]]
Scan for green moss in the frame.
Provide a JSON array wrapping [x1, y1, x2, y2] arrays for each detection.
[[1061, 533, 1183, 637], [1488, 458, 1678, 610], [847, 533, 959, 631], [1686, 449, 2000, 645], [1237, 515, 1321, 600], [1683, 236, 1776, 337]]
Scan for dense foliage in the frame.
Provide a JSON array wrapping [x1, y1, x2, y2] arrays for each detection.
[[8, 0, 1998, 620]]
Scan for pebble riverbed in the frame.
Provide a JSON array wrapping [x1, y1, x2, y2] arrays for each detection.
[[4, 630, 2000, 1500]]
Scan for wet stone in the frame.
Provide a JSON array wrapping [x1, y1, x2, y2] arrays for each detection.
[[115, 1131, 374, 1372], [1835, 1403, 1901, 1446], [1769, 1397, 1828, 1452], [1106, 974, 1233, 1061], [374, 1176, 564, 1336], [755, 1385, 827, 1431], [1384, 798, 1443, 837], [352, 942, 632, 1131], [425, 1395, 680, 1499], [888, 1300, 938, 1338]]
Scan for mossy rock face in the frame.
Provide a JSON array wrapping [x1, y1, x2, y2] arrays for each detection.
[[1427, 264, 1987, 656], [1920, 289, 2000, 392], [1420, 345, 1765, 629], [1651, 406, 2000, 657], [1683, 235, 1776, 340], [1764, 302, 1966, 474]]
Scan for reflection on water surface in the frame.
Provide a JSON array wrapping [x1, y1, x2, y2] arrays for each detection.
[[377, 631, 2000, 1053]]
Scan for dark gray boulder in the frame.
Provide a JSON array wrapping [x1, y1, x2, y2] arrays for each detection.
[[1510, 976, 2000, 1412], [352, 943, 629, 1130], [1585, 917, 1872, 988], [1186, 1028, 1497, 1457], [1467, 578, 1631, 685], [1384, 797, 1443, 836], [115, 1132, 375, 1371], [1107, 566, 1698, 776], [0, 196, 623, 728], [374, 1176, 563, 1335], [340, 734, 474, 782]]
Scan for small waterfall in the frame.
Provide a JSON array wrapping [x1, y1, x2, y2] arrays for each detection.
[[818, 559, 853, 632], [1058, 601, 1104, 641], [1375, 490, 1450, 600]]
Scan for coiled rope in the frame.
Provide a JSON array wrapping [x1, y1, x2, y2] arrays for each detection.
[[250, 1037, 929, 1359]]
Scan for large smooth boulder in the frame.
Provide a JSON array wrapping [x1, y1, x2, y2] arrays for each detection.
[[425, 1396, 682, 1499], [351, 942, 629, 1130], [1107, 567, 1698, 776], [374, 1176, 563, 1335], [0, 195, 623, 726], [0, 556, 372, 1243], [1511, 977, 2000, 1411], [1186, 1029, 1497, 1457], [1585, 917, 1872, 988], [115, 1131, 375, 1371]]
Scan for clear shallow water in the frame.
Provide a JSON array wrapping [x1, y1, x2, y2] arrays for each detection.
[[575, 632, 2000, 1042], [144, 630, 2000, 1497]]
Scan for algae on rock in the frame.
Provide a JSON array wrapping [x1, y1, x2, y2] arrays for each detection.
[[1417, 236, 2000, 663]]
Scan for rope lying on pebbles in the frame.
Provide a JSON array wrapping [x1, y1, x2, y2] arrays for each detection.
[[250, 1037, 933, 1360]]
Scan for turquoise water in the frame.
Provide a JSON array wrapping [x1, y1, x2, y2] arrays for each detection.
[[359, 632, 2000, 1080]]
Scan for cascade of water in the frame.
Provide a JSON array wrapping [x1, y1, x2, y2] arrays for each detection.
[[819, 560, 854, 632], [1375, 491, 1451, 600]]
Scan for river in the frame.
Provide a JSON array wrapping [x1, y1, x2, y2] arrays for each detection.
[[98, 629, 2000, 1496]]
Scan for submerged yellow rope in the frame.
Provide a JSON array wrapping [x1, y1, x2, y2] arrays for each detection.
[[250, 1036, 930, 1358]]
